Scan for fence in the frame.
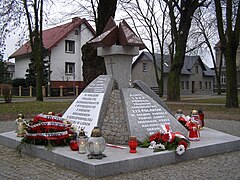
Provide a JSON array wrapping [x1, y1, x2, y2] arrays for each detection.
[[0, 86, 83, 97]]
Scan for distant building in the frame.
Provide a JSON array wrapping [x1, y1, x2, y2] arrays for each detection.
[[10, 17, 95, 94], [214, 42, 240, 92], [131, 52, 215, 95]]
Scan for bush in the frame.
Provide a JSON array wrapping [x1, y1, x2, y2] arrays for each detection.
[[2, 84, 12, 103], [12, 78, 27, 87]]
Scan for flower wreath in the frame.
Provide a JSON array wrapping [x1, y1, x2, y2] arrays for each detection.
[[141, 124, 190, 155], [19, 112, 73, 148]]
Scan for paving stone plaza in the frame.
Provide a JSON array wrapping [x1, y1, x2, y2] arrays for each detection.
[[0, 119, 239, 179]]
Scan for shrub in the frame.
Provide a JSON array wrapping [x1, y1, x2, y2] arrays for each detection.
[[2, 84, 12, 103], [12, 78, 27, 87]]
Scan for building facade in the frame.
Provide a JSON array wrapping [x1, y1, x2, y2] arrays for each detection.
[[131, 52, 215, 95], [10, 17, 95, 95], [215, 43, 240, 92]]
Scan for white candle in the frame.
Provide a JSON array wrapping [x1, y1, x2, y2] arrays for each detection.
[[79, 142, 86, 154], [93, 142, 100, 154]]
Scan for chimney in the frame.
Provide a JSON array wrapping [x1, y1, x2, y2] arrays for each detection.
[[72, 17, 80, 22]]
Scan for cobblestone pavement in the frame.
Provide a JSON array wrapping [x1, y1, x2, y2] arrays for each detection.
[[0, 119, 239, 180]]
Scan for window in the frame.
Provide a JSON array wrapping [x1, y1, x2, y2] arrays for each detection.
[[181, 81, 184, 90], [221, 74, 226, 84], [195, 66, 199, 74], [209, 82, 212, 89], [205, 82, 208, 89], [142, 63, 147, 72], [199, 81, 202, 89], [186, 81, 189, 89], [75, 30, 79, 35], [65, 40, 75, 53], [65, 62, 75, 74]]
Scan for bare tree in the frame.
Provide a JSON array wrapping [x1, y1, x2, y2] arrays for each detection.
[[214, 0, 240, 108], [23, 0, 45, 101], [121, 0, 170, 97], [0, 0, 24, 55], [1, 0, 54, 101], [163, 0, 210, 101], [191, 7, 223, 95]]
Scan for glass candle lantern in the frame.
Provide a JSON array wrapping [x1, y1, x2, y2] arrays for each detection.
[[128, 136, 138, 153], [87, 127, 106, 155], [197, 108, 205, 127], [77, 128, 87, 154], [17, 120, 25, 137], [70, 133, 79, 151]]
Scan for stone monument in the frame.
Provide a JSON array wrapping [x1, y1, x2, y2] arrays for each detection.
[[63, 17, 187, 143]]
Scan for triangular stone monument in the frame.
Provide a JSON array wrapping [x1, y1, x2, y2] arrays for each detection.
[[63, 17, 187, 143]]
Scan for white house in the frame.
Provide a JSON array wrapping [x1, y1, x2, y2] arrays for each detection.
[[10, 17, 95, 94]]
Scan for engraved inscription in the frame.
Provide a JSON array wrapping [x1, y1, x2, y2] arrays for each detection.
[[129, 93, 170, 135]]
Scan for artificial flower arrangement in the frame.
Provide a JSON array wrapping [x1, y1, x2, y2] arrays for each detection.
[[140, 124, 190, 156], [18, 112, 74, 150], [176, 110, 203, 141]]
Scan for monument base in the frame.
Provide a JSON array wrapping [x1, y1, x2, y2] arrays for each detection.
[[0, 128, 239, 178]]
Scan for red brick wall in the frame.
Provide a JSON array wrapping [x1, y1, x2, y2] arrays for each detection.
[[50, 81, 86, 89]]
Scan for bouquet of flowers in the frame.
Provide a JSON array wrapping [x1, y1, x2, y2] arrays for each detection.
[[141, 124, 190, 156]]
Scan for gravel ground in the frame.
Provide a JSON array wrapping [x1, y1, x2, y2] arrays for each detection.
[[0, 119, 239, 180]]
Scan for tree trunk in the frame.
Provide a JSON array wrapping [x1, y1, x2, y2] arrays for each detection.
[[158, 53, 164, 97], [216, 52, 223, 95], [96, 0, 117, 35], [165, 0, 200, 101], [167, 67, 181, 101], [214, 0, 240, 108], [82, 0, 117, 85], [225, 46, 239, 107], [167, 38, 186, 101], [35, 42, 43, 101]]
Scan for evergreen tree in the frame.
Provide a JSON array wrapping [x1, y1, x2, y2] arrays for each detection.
[[0, 61, 12, 84], [25, 47, 49, 87]]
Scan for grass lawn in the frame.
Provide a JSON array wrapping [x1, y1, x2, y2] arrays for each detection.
[[167, 103, 240, 121], [181, 96, 240, 104], [0, 101, 72, 120], [0, 97, 239, 121]]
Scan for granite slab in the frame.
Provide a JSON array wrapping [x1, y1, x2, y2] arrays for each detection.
[[0, 128, 239, 178]]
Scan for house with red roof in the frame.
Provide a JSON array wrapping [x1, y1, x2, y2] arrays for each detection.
[[10, 17, 95, 95]]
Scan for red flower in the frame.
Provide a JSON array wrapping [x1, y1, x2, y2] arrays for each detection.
[[161, 133, 170, 142], [179, 140, 188, 149], [149, 132, 161, 142]]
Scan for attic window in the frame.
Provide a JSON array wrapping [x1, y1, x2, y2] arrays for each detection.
[[195, 66, 199, 74], [65, 40, 75, 53], [142, 63, 147, 72], [75, 30, 79, 35]]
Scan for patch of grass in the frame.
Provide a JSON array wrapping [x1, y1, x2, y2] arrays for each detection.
[[181, 97, 226, 104], [180, 96, 240, 104], [167, 103, 240, 121], [0, 98, 239, 121], [0, 101, 72, 120]]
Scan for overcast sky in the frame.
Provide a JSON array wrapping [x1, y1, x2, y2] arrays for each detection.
[[3, 1, 214, 68]]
